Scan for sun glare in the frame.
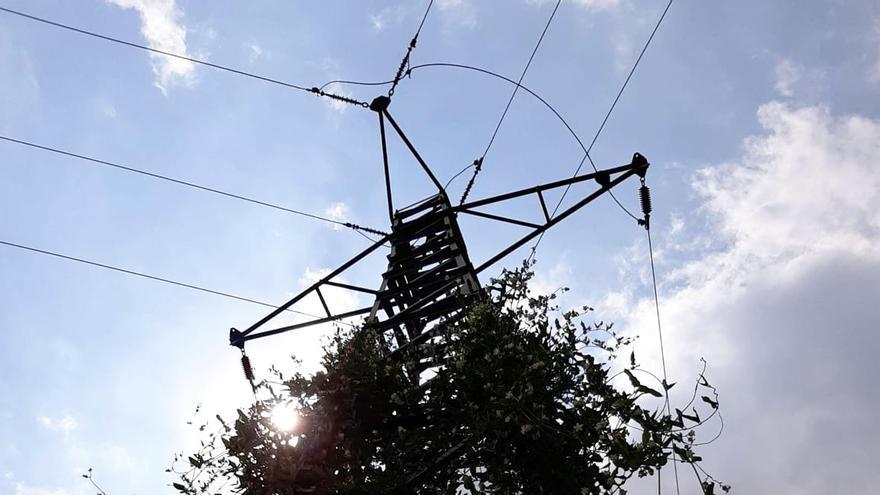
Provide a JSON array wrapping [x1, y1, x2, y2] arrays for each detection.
[[270, 403, 300, 432]]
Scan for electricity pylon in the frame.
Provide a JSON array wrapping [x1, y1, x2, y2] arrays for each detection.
[[229, 95, 649, 378]]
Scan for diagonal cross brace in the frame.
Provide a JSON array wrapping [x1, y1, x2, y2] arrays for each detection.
[[455, 153, 649, 273]]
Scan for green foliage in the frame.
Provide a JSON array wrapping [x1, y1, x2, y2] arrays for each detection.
[[171, 265, 728, 494]]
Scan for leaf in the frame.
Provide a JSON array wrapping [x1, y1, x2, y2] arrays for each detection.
[[172, 482, 188, 493], [630, 351, 636, 367], [702, 396, 719, 409], [623, 369, 642, 388], [672, 445, 691, 462], [637, 384, 663, 398], [678, 408, 700, 423], [463, 475, 476, 491]]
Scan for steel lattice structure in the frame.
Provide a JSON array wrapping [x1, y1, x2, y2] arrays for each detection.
[[229, 95, 650, 366]]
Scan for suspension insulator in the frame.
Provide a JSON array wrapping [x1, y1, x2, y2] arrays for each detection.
[[639, 184, 652, 216], [241, 354, 255, 382]]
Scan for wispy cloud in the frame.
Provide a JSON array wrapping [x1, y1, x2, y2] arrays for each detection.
[[324, 202, 351, 228], [0, 33, 41, 131], [106, 0, 195, 94], [774, 59, 801, 97], [368, 5, 408, 32], [245, 41, 264, 64], [14, 483, 68, 495], [36, 414, 77, 434], [527, 0, 621, 11], [619, 101, 880, 492], [437, 0, 478, 29], [870, 17, 880, 82]]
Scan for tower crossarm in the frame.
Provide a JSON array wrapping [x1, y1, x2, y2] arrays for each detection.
[[455, 152, 649, 274]]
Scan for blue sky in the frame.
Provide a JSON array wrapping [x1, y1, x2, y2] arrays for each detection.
[[1, 0, 879, 493]]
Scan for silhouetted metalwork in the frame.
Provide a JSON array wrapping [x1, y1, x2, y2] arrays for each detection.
[[229, 96, 649, 363], [227, 96, 650, 490]]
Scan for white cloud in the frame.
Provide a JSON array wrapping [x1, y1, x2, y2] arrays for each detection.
[[575, 0, 621, 9], [101, 103, 118, 119], [106, 0, 195, 94], [324, 202, 350, 228], [370, 13, 388, 31], [694, 102, 879, 258], [14, 483, 68, 495], [36, 414, 78, 434], [369, 1, 475, 32], [617, 101, 880, 492], [527, 0, 620, 11], [532, 258, 573, 296], [774, 59, 801, 97], [245, 42, 264, 64], [100, 444, 134, 472], [368, 5, 408, 32], [870, 17, 880, 82], [0, 33, 41, 131], [437, 0, 477, 29]]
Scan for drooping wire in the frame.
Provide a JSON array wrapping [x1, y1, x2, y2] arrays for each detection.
[[637, 173, 680, 495], [0, 134, 388, 238], [459, 0, 561, 205], [318, 61, 636, 221], [647, 224, 681, 495], [387, 0, 434, 97], [319, 77, 394, 92], [0, 239, 357, 327], [0, 6, 369, 108], [444, 161, 477, 190], [528, 0, 674, 263]]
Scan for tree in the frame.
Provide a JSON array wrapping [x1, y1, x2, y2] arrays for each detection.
[[171, 264, 727, 494]]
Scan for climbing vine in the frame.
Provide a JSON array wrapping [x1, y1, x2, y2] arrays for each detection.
[[169, 264, 728, 494]]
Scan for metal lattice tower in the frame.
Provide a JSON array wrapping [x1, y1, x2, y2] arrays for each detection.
[[229, 95, 649, 372]]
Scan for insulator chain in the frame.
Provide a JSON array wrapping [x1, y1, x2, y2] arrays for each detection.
[[309, 87, 370, 108], [638, 177, 652, 230], [240, 349, 256, 390], [458, 157, 483, 205], [388, 35, 419, 97], [345, 222, 390, 237]]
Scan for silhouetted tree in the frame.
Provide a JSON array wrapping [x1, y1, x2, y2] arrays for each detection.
[[171, 264, 727, 494]]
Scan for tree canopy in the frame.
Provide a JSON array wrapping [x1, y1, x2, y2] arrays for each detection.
[[170, 265, 727, 494]]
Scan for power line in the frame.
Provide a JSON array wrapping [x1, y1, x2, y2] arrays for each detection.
[[588, 0, 675, 158], [646, 226, 681, 495], [459, 0, 561, 205], [387, 0, 435, 97], [0, 5, 369, 108], [529, 0, 675, 262], [444, 161, 477, 190], [0, 134, 388, 237], [324, 63, 586, 160], [414, 0, 435, 38], [0, 238, 357, 326], [555, 0, 676, 215], [320, 77, 393, 92], [317, 60, 638, 224]]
